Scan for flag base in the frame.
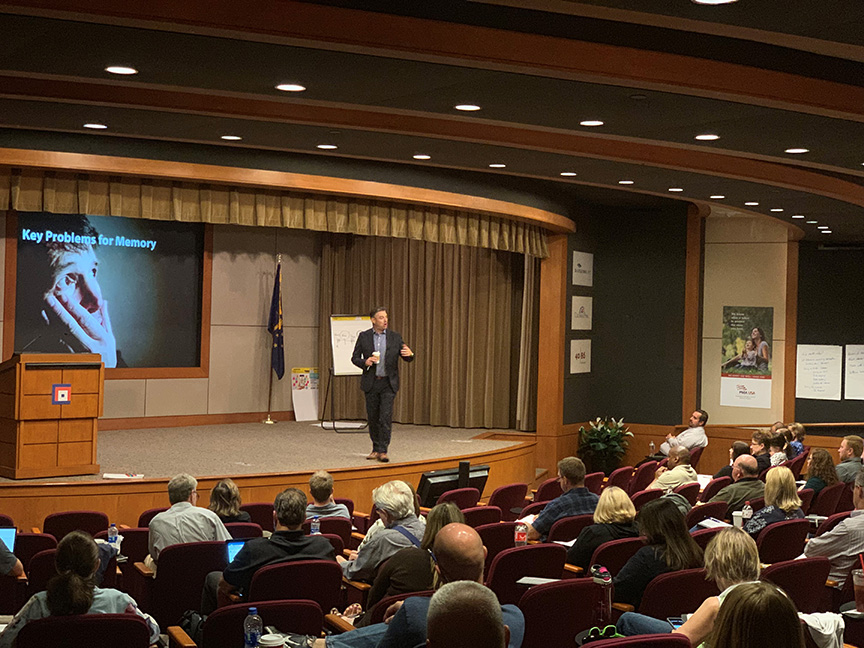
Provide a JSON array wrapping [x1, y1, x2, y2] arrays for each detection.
[[262, 415, 276, 425]]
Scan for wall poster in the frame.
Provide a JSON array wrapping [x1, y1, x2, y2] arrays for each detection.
[[719, 306, 773, 408]]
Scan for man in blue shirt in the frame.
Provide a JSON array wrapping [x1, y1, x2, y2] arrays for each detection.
[[527, 456, 599, 541]]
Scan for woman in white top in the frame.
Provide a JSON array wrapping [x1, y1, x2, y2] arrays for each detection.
[[0, 531, 159, 647], [751, 327, 771, 369], [617, 526, 760, 646]]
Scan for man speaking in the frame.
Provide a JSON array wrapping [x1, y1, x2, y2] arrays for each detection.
[[351, 307, 414, 463]]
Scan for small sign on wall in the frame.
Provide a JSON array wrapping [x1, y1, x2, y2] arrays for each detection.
[[570, 339, 591, 374], [571, 296, 593, 331], [572, 251, 593, 287]]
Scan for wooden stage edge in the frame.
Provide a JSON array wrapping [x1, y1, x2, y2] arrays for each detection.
[[0, 431, 538, 531]]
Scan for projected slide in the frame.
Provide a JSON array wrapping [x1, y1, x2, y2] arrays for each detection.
[[14, 212, 204, 368]]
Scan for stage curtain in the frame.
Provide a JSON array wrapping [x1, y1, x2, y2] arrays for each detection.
[[0, 168, 548, 258], [318, 233, 538, 431]]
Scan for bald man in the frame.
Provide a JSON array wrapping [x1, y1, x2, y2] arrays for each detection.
[[708, 454, 765, 514], [647, 447, 698, 493], [427, 581, 508, 648], [317, 523, 524, 648]]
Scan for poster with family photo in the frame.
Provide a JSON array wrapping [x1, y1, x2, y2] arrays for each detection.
[[719, 306, 773, 408]]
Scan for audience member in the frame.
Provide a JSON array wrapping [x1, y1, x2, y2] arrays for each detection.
[[804, 466, 864, 587], [769, 421, 785, 434], [749, 431, 772, 474], [612, 497, 702, 609], [350, 502, 464, 627], [146, 473, 231, 571], [835, 435, 864, 483], [426, 581, 509, 648], [527, 456, 598, 541], [709, 455, 765, 514], [316, 523, 524, 648], [306, 470, 351, 520], [617, 526, 760, 643], [659, 409, 708, 455], [787, 422, 806, 458], [708, 581, 805, 648], [647, 447, 698, 493], [0, 539, 23, 578], [0, 531, 159, 648], [801, 448, 838, 497], [338, 480, 425, 582], [355, 480, 421, 552], [208, 478, 252, 524], [201, 487, 335, 614], [714, 441, 751, 480], [742, 466, 803, 539], [768, 433, 790, 466], [566, 486, 638, 570]]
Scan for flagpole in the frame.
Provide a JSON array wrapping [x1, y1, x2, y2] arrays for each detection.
[[263, 254, 282, 425]]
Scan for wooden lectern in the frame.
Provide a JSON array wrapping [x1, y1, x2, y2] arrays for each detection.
[[0, 353, 103, 479]]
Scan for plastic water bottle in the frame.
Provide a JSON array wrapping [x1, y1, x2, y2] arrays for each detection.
[[244, 607, 263, 648], [741, 501, 753, 525], [310, 516, 321, 535], [107, 523, 118, 546], [649, 441, 656, 455], [591, 564, 613, 625], [514, 522, 528, 546]]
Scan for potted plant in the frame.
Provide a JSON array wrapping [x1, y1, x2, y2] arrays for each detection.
[[578, 417, 633, 476]]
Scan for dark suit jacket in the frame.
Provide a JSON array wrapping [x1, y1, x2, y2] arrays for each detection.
[[351, 328, 414, 392]]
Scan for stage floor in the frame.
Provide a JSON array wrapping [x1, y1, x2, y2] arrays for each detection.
[[0, 421, 521, 483]]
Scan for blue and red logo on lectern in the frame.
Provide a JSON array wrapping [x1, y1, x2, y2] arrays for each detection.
[[52, 384, 71, 405]]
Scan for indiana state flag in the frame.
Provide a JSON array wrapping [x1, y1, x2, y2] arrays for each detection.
[[267, 262, 285, 379]]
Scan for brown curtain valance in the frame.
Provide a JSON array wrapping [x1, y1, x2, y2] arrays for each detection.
[[0, 168, 548, 258]]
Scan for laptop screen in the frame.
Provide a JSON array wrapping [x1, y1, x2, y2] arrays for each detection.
[[226, 539, 249, 563], [0, 527, 16, 552]]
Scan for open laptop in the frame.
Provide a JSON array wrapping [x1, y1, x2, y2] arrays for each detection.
[[0, 527, 16, 552]]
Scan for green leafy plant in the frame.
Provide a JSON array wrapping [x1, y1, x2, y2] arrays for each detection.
[[578, 417, 633, 475]]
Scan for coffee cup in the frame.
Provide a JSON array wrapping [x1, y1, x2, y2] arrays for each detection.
[[732, 511, 743, 528], [853, 569, 864, 613], [259, 634, 285, 647]]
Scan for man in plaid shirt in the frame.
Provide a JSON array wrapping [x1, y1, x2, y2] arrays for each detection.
[[527, 456, 599, 541]]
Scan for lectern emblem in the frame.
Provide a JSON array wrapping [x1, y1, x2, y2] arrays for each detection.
[[52, 384, 71, 405]]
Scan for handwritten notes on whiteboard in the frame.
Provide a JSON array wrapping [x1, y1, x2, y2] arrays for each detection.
[[845, 345, 864, 400], [796, 345, 842, 400]]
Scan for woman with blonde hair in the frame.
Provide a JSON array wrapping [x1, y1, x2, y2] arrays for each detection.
[[802, 447, 838, 497], [787, 422, 806, 458], [618, 526, 761, 644], [566, 486, 638, 570], [208, 478, 251, 524], [743, 466, 803, 539]]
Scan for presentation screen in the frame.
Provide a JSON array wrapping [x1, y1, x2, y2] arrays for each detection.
[[14, 212, 204, 368]]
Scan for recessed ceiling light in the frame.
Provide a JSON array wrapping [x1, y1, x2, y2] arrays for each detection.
[[83, 123, 107, 129], [618, 180, 634, 185], [785, 148, 810, 154], [560, 172, 577, 177], [818, 226, 830, 229], [744, 201, 759, 206], [105, 66, 137, 75], [579, 120, 604, 127], [710, 195, 725, 200], [792, 215, 805, 219], [220, 135, 242, 141], [770, 208, 784, 212], [806, 220, 818, 224], [275, 83, 306, 92], [489, 163, 506, 168], [692, 0, 738, 4], [316, 144, 337, 150], [413, 154, 431, 160], [455, 104, 481, 111], [668, 188, 684, 192], [822, 230, 833, 234], [695, 134, 720, 141]]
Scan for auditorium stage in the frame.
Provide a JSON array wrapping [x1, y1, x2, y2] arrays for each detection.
[[0, 421, 537, 529]]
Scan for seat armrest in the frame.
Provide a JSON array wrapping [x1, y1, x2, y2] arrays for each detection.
[[134, 561, 154, 578], [826, 579, 839, 588], [325, 613, 356, 634], [350, 532, 365, 542], [31, 527, 41, 534], [612, 602, 635, 613], [343, 577, 371, 592], [563, 563, 583, 576], [419, 506, 431, 515], [167, 625, 197, 648]]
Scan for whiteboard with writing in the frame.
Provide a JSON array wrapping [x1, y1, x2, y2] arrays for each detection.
[[796, 344, 842, 400], [330, 315, 370, 376], [845, 345, 864, 400]]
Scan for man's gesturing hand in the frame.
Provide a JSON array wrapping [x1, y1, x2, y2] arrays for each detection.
[[45, 292, 117, 367]]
